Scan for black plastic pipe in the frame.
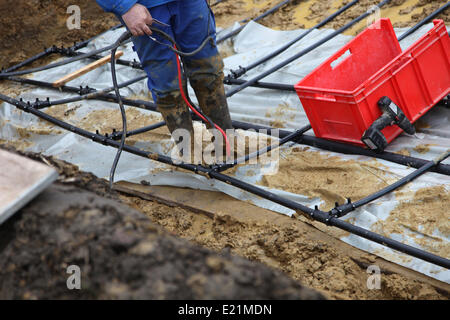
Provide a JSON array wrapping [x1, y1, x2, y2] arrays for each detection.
[[3, 47, 57, 73], [0, 93, 203, 172], [217, 0, 293, 43], [231, 120, 450, 176], [217, 124, 312, 171], [224, 77, 295, 92], [227, 0, 360, 79], [397, 2, 450, 42], [26, 69, 448, 177], [226, 0, 392, 97], [35, 75, 148, 108], [1, 92, 449, 268], [3, 23, 123, 74], [7, 75, 450, 176], [211, 0, 227, 7], [110, 121, 166, 140], [7, 77, 158, 112], [0, 38, 131, 79], [206, 171, 450, 269], [330, 150, 450, 217]]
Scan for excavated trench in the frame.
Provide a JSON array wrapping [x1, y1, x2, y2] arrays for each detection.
[[0, 0, 449, 300]]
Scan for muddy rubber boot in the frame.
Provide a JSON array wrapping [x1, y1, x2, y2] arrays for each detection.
[[186, 55, 234, 132], [186, 55, 234, 163], [156, 91, 199, 164]]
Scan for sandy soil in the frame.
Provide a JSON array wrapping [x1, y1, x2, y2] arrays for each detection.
[[256, 146, 391, 211]]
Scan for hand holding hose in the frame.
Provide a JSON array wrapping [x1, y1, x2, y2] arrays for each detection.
[[122, 4, 153, 36]]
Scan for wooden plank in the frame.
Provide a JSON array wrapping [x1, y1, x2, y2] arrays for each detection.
[[52, 51, 124, 87], [0, 150, 58, 225]]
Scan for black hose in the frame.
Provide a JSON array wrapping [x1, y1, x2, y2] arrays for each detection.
[[147, 29, 214, 57], [206, 169, 450, 269], [226, 0, 392, 97], [8, 72, 450, 176], [3, 47, 57, 73]]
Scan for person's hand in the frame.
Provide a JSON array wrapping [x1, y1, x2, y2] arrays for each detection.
[[122, 4, 153, 36]]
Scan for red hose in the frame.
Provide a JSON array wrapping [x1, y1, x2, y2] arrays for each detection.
[[174, 46, 231, 157]]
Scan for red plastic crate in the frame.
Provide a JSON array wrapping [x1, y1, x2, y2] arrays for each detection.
[[294, 19, 450, 146]]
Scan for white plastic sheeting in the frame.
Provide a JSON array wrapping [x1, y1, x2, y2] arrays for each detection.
[[0, 21, 449, 282]]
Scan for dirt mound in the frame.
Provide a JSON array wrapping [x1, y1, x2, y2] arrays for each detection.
[[0, 181, 323, 300], [0, 0, 118, 68], [124, 192, 449, 300]]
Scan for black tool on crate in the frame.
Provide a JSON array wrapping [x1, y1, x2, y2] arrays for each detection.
[[362, 96, 415, 153]]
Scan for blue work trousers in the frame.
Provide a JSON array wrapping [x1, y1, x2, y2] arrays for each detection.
[[122, 0, 221, 102]]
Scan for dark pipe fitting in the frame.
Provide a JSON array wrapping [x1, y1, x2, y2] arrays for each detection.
[[230, 66, 247, 79]]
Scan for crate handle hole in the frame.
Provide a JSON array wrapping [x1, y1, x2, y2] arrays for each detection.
[[313, 93, 337, 102], [331, 49, 352, 69]]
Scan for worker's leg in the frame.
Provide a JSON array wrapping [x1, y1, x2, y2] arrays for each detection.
[[126, 5, 195, 159], [170, 0, 233, 133]]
